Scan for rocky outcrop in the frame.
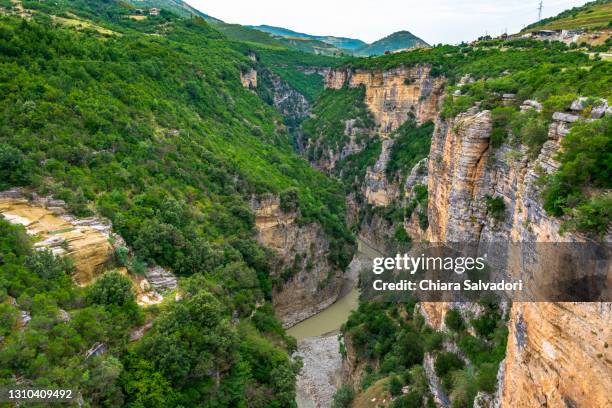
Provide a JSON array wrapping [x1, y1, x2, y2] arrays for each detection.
[[251, 194, 345, 327], [427, 108, 492, 242], [364, 139, 397, 206], [256, 67, 311, 148], [0, 190, 173, 305], [324, 65, 445, 135], [240, 68, 257, 89], [0, 195, 115, 286]]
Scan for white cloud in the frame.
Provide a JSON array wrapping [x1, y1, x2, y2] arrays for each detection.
[[186, 0, 590, 44]]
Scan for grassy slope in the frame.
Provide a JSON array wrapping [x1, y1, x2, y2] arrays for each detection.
[[122, 0, 222, 21], [523, 0, 612, 31]]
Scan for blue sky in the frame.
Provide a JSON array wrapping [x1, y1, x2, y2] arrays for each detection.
[[187, 0, 590, 44]]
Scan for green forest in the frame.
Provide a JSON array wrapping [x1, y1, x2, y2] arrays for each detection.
[[0, 1, 352, 406]]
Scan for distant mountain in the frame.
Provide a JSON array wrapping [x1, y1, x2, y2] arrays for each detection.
[[216, 24, 344, 56], [248, 25, 366, 51], [125, 0, 222, 22], [354, 31, 429, 56], [522, 0, 612, 31], [248, 25, 428, 56]]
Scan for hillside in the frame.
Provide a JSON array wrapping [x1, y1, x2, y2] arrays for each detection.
[[523, 0, 612, 31], [124, 0, 222, 21], [0, 1, 354, 406]]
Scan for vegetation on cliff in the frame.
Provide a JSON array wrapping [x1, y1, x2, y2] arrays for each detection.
[[0, 218, 300, 406], [302, 86, 375, 161], [339, 301, 439, 406], [543, 116, 611, 236], [337, 300, 507, 408], [386, 121, 434, 180]]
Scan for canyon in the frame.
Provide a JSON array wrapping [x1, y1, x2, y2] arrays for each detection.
[[276, 62, 610, 407]]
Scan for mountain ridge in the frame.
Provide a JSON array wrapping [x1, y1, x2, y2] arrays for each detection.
[[249, 24, 429, 55], [247, 24, 367, 50], [355, 30, 429, 56]]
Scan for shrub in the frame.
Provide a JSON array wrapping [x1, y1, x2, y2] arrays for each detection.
[[279, 187, 299, 212], [394, 226, 412, 243], [0, 144, 30, 189], [561, 192, 611, 236], [476, 363, 498, 393], [24, 249, 74, 280], [435, 352, 465, 391], [388, 375, 403, 396], [434, 352, 465, 379], [444, 309, 465, 332], [484, 195, 506, 221], [114, 247, 129, 267], [391, 391, 423, 408], [490, 107, 516, 148], [449, 368, 478, 408], [519, 117, 548, 158], [331, 385, 355, 408]]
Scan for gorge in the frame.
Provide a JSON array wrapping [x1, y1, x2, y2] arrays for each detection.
[[253, 50, 610, 407], [0, 1, 610, 407]]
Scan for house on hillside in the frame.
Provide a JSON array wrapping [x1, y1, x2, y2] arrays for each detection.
[[149, 8, 160, 16]]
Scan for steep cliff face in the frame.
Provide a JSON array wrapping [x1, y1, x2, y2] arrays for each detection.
[[426, 104, 611, 407], [363, 139, 397, 206], [251, 194, 345, 327], [427, 108, 492, 242], [504, 302, 611, 408], [311, 66, 443, 249], [324, 65, 444, 134]]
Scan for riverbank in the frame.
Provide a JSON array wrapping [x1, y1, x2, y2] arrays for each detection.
[[290, 238, 381, 407]]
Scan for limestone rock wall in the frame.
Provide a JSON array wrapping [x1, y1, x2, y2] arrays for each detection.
[[251, 194, 344, 327], [503, 302, 611, 408], [425, 105, 611, 408], [324, 65, 445, 135], [320, 65, 444, 246], [364, 139, 397, 206], [0, 196, 114, 286]]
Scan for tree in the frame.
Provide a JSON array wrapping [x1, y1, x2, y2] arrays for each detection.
[[88, 271, 136, 308], [0, 144, 29, 189], [444, 309, 465, 332], [24, 249, 74, 280], [82, 357, 125, 407], [279, 187, 299, 212]]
